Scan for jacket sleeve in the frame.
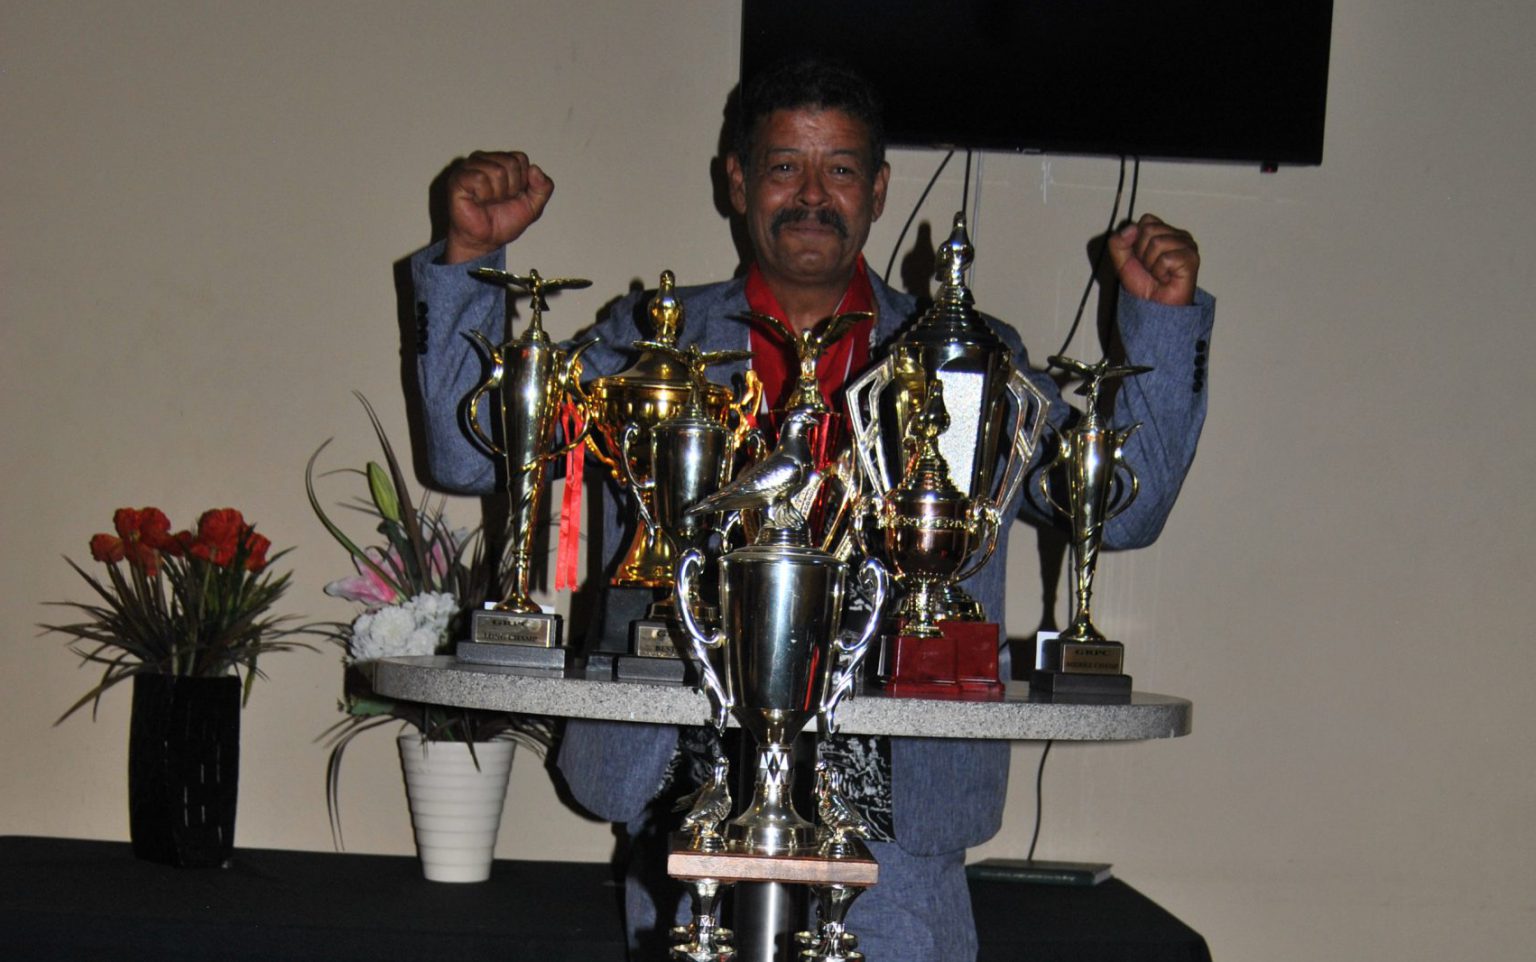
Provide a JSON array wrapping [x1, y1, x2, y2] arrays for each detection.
[[409, 239, 506, 495]]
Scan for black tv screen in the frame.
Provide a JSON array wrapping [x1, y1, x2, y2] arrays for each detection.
[[741, 1, 1333, 167]]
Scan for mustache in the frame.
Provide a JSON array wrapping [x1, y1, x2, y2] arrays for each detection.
[[770, 207, 849, 238]]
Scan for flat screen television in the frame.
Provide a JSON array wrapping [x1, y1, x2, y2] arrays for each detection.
[[740, 1, 1333, 167]]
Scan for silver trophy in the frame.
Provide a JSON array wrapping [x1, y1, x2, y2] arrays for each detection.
[[622, 350, 753, 663], [1032, 355, 1150, 693], [846, 212, 1050, 624], [461, 268, 593, 666], [675, 407, 889, 856]]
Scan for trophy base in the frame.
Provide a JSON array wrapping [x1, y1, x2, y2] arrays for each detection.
[[455, 640, 569, 672], [1030, 635, 1132, 696], [470, 607, 563, 647], [614, 653, 695, 685], [613, 618, 695, 685], [879, 621, 1004, 700], [668, 834, 878, 887], [581, 652, 619, 680]]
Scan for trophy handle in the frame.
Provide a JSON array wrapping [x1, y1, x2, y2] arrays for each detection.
[[847, 495, 880, 560], [952, 503, 1002, 584], [821, 557, 888, 735], [996, 368, 1051, 515], [548, 339, 597, 459], [465, 330, 507, 457], [845, 360, 895, 497], [619, 422, 658, 534], [1105, 423, 1143, 522], [676, 549, 732, 731], [1036, 426, 1071, 518], [727, 370, 764, 451]]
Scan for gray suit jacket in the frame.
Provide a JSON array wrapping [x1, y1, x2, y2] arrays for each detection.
[[410, 240, 1215, 855]]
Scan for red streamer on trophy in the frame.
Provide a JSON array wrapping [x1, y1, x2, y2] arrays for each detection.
[[556, 398, 586, 591]]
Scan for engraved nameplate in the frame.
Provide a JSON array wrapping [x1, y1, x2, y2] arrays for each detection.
[[631, 620, 678, 659], [471, 609, 562, 648], [1058, 641, 1124, 674]]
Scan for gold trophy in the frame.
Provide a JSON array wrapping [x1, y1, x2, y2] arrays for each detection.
[[577, 272, 759, 677], [845, 213, 1050, 696], [671, 406, 887, 962], [1031, 355, 1150, 695], [458, 268, 593, 669]]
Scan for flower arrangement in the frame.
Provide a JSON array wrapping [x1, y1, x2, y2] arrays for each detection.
[[45, 506, 310, 721], [308, 395, 552, 846]]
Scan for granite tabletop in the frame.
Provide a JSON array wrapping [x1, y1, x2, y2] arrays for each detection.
[[373, 656, 1191, 741]]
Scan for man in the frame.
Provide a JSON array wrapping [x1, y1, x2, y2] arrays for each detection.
[[412, 59, 1212, 962]]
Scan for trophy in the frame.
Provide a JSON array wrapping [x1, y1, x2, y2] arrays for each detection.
[[576, 271, 759, 677], [846, 212, 1050, 696], [670, 406, 887, 961], [744, 310, 871, 555], [852, 382, 1003, 697], [1031, 355, 1150, 695], [458, 268, 593, 668], [619, 353, 753, 678]]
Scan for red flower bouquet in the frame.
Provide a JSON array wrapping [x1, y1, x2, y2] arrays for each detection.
[[45, 506, 311, 721]]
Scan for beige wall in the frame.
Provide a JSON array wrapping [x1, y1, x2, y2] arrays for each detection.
[[5, 2, 1532, 958]]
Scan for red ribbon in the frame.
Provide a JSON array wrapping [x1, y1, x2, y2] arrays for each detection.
[[556, 400, 586, 592]]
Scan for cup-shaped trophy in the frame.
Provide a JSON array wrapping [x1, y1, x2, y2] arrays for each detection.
[[1031, 356, 1150, 695], [674, 408, 889, 855], [852, 384, 1001, 661], [617, 371, 747, 680], [579, 271, 758, 589], [845, 213, 1050, 696], [458, 268, 593, 669]]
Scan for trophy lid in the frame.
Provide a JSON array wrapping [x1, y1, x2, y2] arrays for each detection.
[[589, 271, 740, 404], [897, 213, 1008, 356]]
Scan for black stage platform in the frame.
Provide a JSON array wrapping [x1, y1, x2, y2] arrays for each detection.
[[1, 836, 1210, 961]]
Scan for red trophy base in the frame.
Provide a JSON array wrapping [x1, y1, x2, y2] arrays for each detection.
[[881, 621, 1005, 700]]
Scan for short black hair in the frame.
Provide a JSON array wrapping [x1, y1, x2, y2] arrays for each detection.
[[733, 57, 886, 172]]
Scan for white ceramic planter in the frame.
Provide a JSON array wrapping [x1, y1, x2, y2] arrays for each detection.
[[396, 734, 515, 883]]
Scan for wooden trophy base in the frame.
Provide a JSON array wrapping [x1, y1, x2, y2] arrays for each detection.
[[880, 621, 1004, 700], [668, 834, 878, 888]]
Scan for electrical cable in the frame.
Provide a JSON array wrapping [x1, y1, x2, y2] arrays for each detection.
[[1026, 739, 1053, 861], [882, 150, 954, 285], [1052, 155, 1136, 359]]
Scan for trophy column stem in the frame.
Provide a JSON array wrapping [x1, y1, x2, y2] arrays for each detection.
[[726, 741, 817, 855], [1064, 536, 1105, 643]]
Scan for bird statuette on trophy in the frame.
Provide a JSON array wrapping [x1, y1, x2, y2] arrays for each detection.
[[1031, 354, 1151, 695], [458, 268, 593, 669]]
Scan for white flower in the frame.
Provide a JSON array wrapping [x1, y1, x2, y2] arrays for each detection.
[[348, 591, 460, 662]]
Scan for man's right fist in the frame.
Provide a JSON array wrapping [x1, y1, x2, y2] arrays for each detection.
[[443, 150, 554, 264]]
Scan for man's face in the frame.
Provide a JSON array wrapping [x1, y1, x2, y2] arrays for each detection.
[[727, 108, 890, 291]]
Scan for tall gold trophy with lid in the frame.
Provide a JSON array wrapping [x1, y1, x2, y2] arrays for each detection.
[[458, 268, 592, 670]]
